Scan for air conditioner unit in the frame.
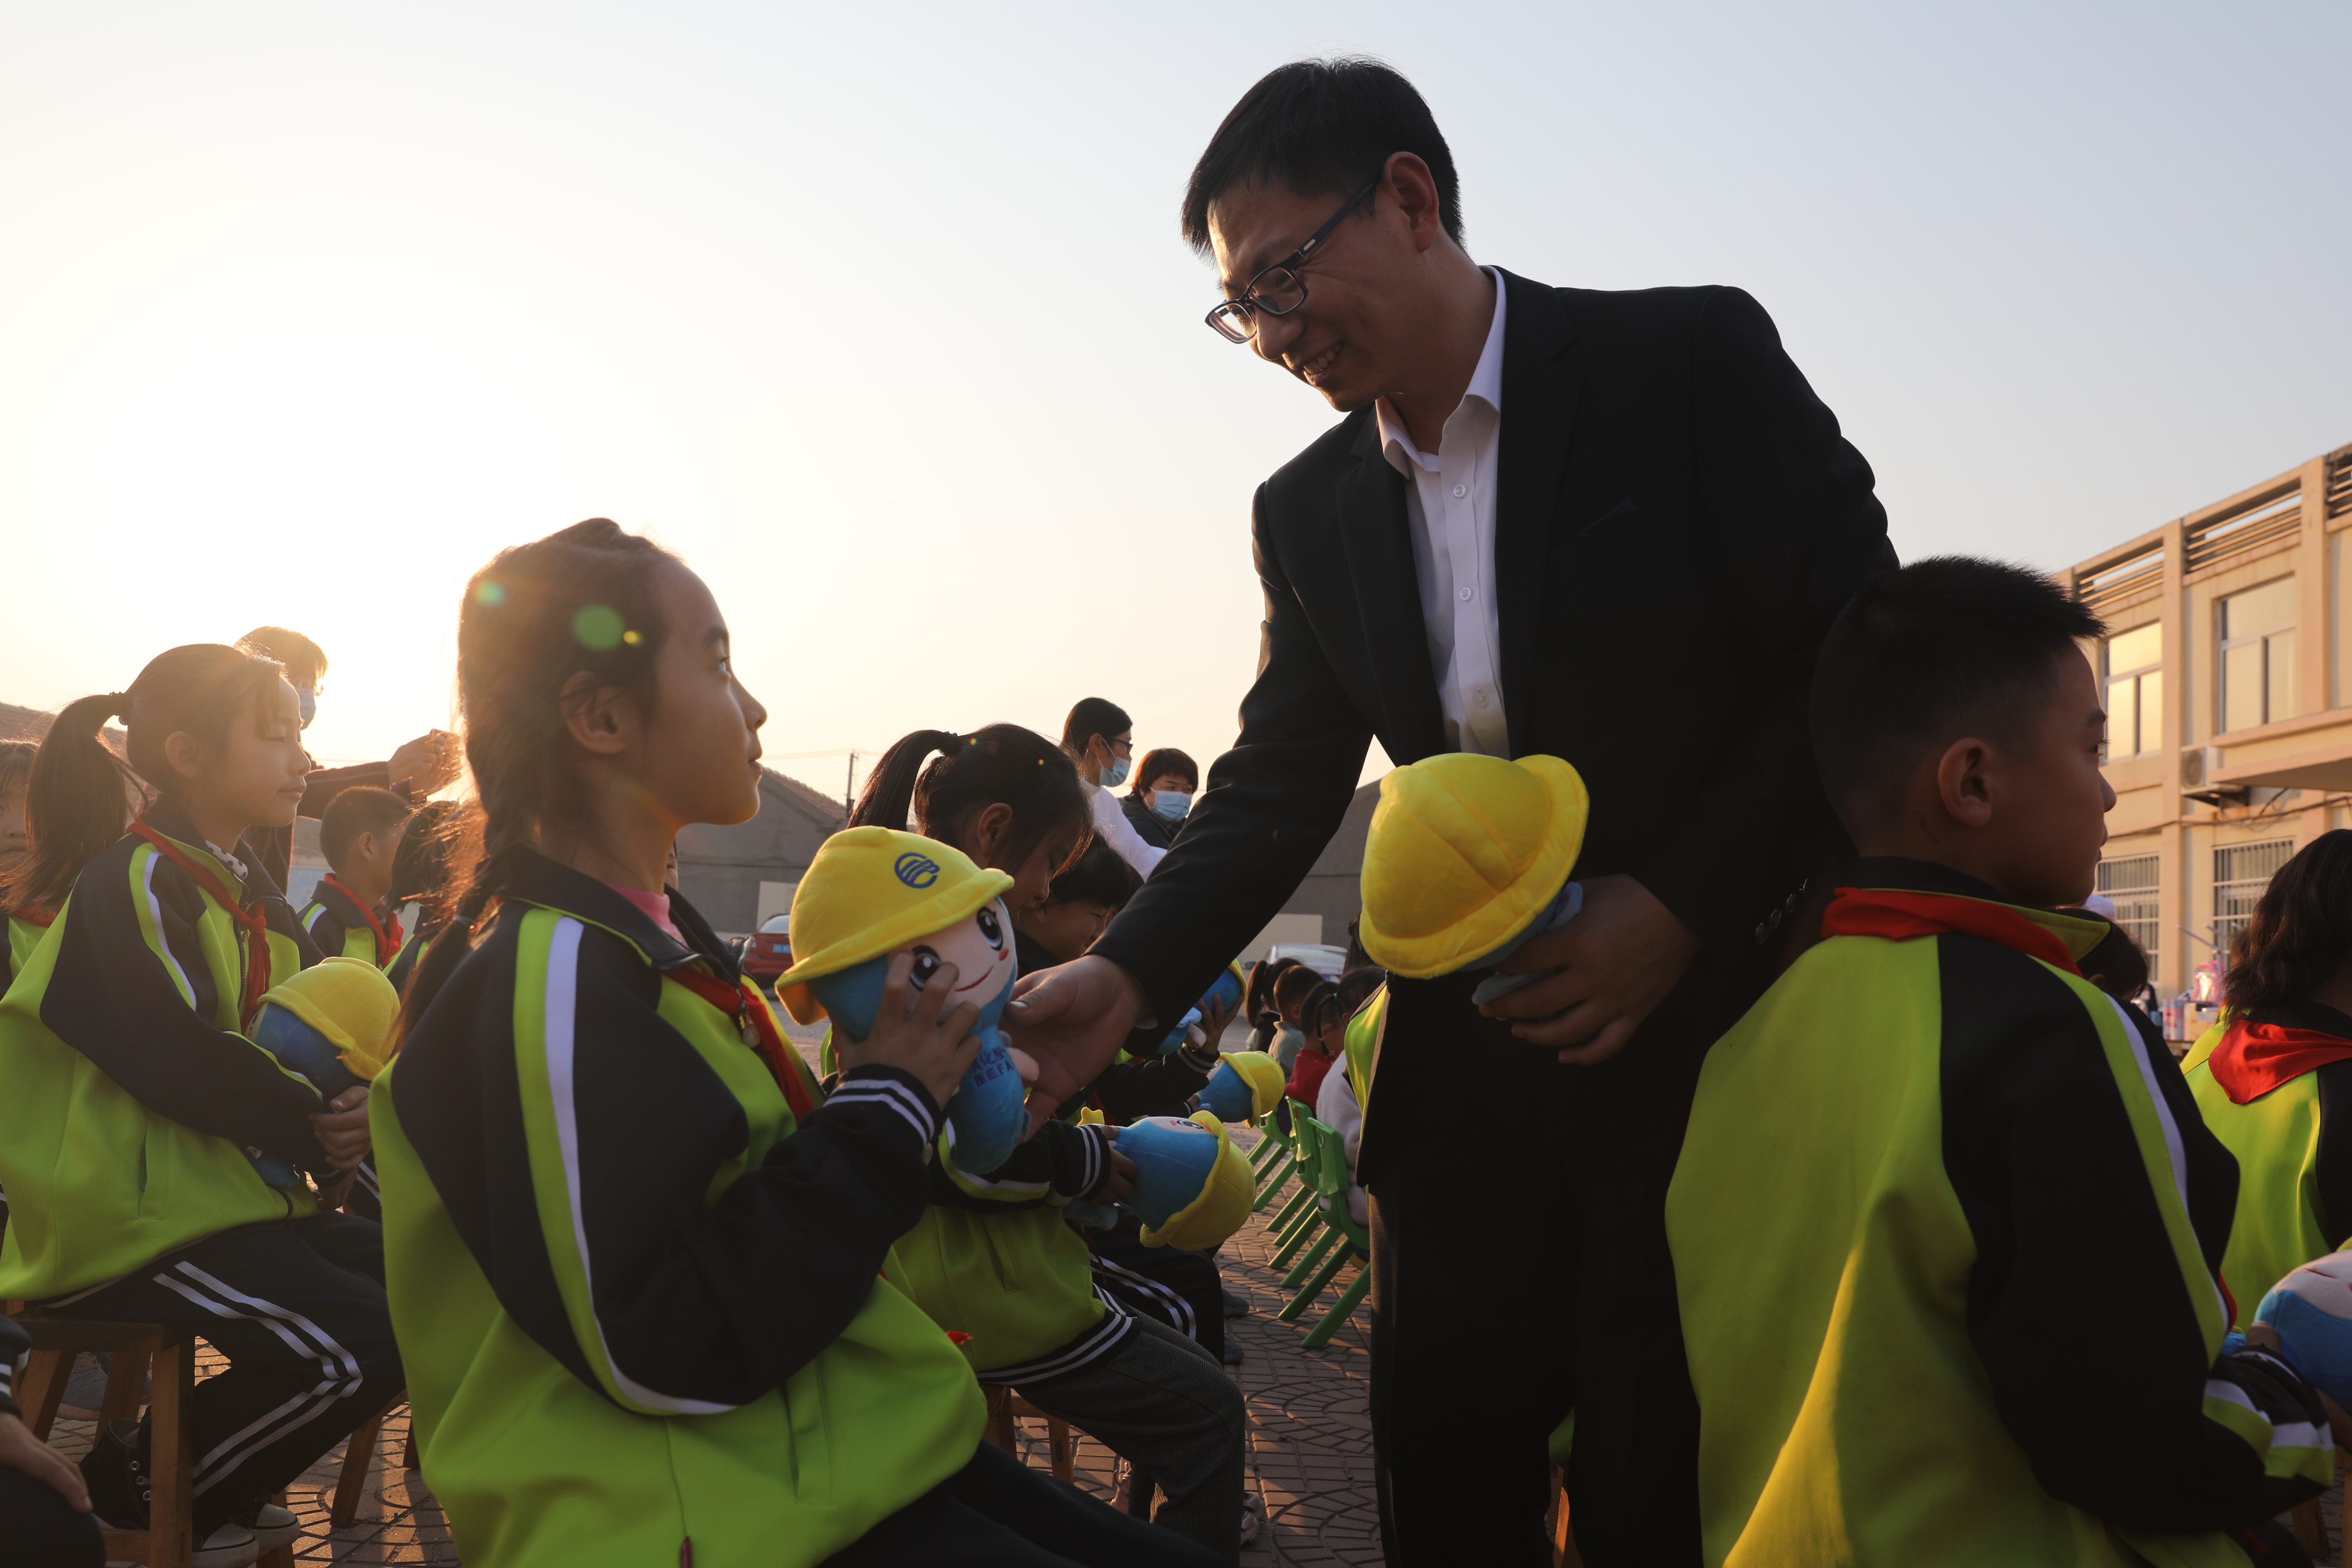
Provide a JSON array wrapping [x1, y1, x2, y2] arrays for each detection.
[[2182, 745, 2247, 806]]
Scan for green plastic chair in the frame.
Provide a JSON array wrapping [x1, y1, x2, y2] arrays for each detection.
[[1251, 1100, 1315, 1215], [1280, 1115, 1372, 1348]]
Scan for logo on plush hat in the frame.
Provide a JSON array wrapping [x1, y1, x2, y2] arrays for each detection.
[[895, 852, 941, 889]]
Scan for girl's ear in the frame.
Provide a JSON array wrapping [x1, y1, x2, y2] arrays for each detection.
[[966, 801, 1015, 866], [162, 730, 207, 786], [557, 671, 636, 758]]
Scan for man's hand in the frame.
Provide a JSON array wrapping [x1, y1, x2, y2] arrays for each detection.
[[1006, 956, 1150, 1127], [1479, 874, 1699, 1065], [837, 950, 983, 1110], [311, 1085, 373, 1170], [387, 730, 459, 794], [0, 1412, 91, 1512]]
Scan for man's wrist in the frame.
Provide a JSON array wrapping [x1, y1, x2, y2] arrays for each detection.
[[1079, 954, 1155, 1031]]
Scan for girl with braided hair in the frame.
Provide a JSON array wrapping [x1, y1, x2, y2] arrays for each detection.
[[0, 645, 394, 1566], [371, 520, 1214, 1567]]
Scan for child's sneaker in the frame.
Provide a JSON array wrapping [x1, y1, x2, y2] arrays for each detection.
[[230, 1500, 301, 1551], [81, 1418, 262, 1567]]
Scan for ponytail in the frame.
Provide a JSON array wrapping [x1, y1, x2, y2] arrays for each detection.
[[848, 723, 1090, 879], [394, 518, 679, 1045], [4, 643, 283, 914]]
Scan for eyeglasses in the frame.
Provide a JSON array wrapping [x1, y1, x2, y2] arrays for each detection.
[[1204, 177, 1380, 344]]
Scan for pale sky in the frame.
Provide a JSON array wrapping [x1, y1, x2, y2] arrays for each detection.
[[4, 1, 2346, 801]]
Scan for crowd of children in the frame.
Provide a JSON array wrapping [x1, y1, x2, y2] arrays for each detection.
[[5, 528, 2352, 1567]]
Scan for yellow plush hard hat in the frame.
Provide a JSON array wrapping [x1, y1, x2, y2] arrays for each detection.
[[1357, 753, 1589, 979], [257, 956, 400, 1080], [775, 827, 1015, 1024], [1224, 1051, 1288, 1120], [1140, 1112, 1258, 1251]]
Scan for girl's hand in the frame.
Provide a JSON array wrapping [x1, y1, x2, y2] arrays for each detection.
[[311, 1085, 373, 1170], [0, 1412, 91, 1511], [1094, 1148, 1138, 1203], [838, 950, 982, 1110]]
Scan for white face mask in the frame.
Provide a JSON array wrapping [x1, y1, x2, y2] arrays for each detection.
[[297, 687, 318, 729], [1150, 791, 1191, 824], [1100, 749, 1131, 788]]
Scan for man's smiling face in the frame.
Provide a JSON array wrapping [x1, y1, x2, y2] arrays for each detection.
[[1208, 178, 1415, 414]]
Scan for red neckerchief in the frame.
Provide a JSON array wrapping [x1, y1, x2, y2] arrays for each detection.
[[1820, 886, 2083, 976], [2202, 1018, 2352, 1105], [10, 906, 56, 928], [668, 965, 819, 1122], [320, 873, 404, 965], [129, 818, 275, 1027]]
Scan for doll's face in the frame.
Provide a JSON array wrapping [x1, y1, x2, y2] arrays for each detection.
[[903, 898, 1014, 1005]]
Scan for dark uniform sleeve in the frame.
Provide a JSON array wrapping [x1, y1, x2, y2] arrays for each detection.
[[1087, 1042, 1219, 1126], [928, 1120, 1114, 1212], [0, 1312, 26, 1419], [41, 851, 325, 1161], [2308, 1060, 2352, 1255], [1940, 937, 2328, 1533], [394, 918, 946, 1415], [1631, 288, 1893, 948]]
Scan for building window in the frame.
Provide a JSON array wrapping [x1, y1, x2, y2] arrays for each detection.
[[2101, 622, 2163, 757], [2096, 854, 2160, 966], [2219, 576, 2296, 732], [2213, 839, 2294, 955]]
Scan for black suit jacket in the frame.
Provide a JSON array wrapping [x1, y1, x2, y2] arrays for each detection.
[[1093, 270, 1895, 1050]]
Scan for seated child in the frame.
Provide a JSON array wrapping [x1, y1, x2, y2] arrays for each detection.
[[373, 524, 1210, 1568], [299, 785, 411, 967], [1284, 981, 1342, 1108], [2182, 830, 2352, 1328], [1311, 967, 1387, 1228], [1667, 557, 2330, 1565], [381, 798, 463, 995], [0, 648, 397, 1567], [1240, 956, 1298, 1055], [1267, 964, 1319, 1074]]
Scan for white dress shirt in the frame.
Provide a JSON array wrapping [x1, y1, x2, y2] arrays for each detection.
[[1374, 268, 1510, 757], [1084, 778, 1165, 878]]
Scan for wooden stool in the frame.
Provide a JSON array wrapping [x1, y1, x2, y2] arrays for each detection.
[[11, 1313, 196, 1568], [982, 1386, 1075, 1483]]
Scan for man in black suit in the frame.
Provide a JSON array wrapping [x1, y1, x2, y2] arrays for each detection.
[[1008, 58, 1893, 1566]]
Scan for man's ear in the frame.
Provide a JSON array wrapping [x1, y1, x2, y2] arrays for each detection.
[[1383, 151, 1447, 254], [1933, 738, 1996, 829], [162, 730, 206, 786], [558, 671, 635, 758]]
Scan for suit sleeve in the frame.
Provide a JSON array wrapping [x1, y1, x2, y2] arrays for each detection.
[[40, 849, 326, 1160], [1091, 483, 1374, 1026], [297, 761, 404, 820], [1942, 942, 2327, 1532], [1632, 288, 1894, 948], [398, 920, 950, 1415]]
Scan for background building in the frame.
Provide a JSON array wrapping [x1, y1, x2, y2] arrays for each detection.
[[2066, 441, 2352, 1017], [675, 769, 848, 938]]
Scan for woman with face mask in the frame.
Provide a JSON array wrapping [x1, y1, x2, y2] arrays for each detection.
[[1121, 748, 1199, 854], [1060, 698, 1164, 878]]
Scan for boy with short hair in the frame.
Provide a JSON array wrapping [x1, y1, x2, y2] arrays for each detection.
[[1668, 557, 2329, 1565], [1268, 965, 1321, 1074], [300, 787, 411, 967]]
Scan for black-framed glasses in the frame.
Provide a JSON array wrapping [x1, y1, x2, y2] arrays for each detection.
[[1204, 176, 1380, 344]]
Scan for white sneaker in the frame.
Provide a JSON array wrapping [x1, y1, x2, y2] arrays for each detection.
[[104, 1522, 259, 1568], [1240, 1494, 1263, 1547], [235, 1501, 300, 1551]]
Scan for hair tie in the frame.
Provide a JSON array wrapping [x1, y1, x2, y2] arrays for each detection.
[[107, 692, 132, 722]]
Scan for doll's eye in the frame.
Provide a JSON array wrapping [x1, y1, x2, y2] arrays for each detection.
[[976, 907, 1002, 946], [908, 947, 942, 989]]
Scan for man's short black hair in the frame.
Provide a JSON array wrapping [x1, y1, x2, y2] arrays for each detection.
[[1182, 57, 1462, 254], [320, 786, 413, 869], [1812, 556, 2104, 836]]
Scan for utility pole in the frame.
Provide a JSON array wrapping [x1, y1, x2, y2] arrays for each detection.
[[844, 752, 857, 820]]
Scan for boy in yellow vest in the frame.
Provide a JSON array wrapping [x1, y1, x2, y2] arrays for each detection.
[[297, 787, 410, 967], [1668, 558, 2331, 1566]]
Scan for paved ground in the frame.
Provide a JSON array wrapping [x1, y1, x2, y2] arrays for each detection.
[[42, 1127, 1387, 1565]]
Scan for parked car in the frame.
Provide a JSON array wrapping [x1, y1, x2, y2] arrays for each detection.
[[743, 913, 792, 985]]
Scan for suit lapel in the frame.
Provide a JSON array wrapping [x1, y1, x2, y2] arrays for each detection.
[[1339, 413, 1447, 761], [1492, 269, 1582, 758]]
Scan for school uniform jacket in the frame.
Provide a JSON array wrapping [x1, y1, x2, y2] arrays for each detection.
[[892, 1117, 1134, 1383], [373, 851, 982, 1568], [1668, 859, 2328, 1568], [2183, 1002, 2352, 1328], [0, 801, 326, 1301], [299, 876, 396, 967]]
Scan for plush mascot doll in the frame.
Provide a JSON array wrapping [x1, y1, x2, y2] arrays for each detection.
[[1157, 964, 1247, 1054], [1120, 1112, 1256, 1250], [2251, 1252, 2352, 1410], [1196, 1050, 1287, 1123], [778, 827, 1032, 1173], [247, 956, 400, 1188], [1355, 752, 1590, 1004]]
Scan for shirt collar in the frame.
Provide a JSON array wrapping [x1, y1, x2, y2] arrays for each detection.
[[1377, 266, 1508, 475], [501, 847, 731, 977]]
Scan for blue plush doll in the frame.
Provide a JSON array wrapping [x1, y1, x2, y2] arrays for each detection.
[[2249, 1252, 2352, 1412], [779, 828, 1033, 1173], [243, 956, 400, 1189]]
